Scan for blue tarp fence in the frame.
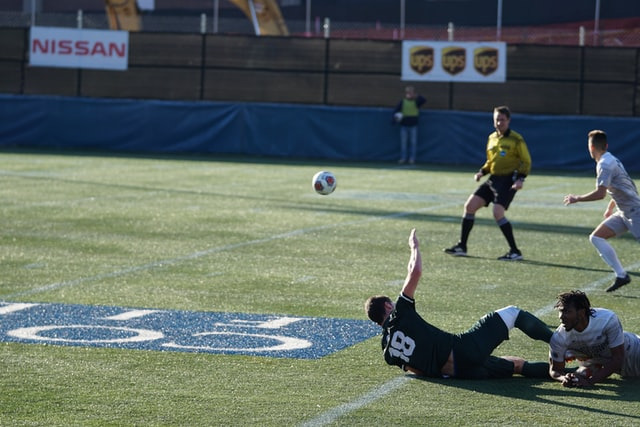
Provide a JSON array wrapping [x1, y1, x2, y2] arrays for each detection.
[[1, 94, 640, 172]]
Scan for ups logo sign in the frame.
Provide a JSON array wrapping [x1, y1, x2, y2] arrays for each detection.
[[409, 46, 434, 74], [441, 47, 466, 75], [474, 47, 499, 75]]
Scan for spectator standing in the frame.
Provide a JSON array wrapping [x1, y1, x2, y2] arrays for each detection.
[[393, 86, 426, 164]]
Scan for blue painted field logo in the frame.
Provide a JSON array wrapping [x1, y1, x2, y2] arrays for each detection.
[[0, 302, 379, 359]]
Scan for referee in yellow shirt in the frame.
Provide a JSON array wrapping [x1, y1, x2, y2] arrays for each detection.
[[444, 106, 531, 260]]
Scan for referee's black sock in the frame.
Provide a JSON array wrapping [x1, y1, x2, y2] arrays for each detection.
[[460, 215, 474, 248], [515, 310, 553, 343], [498, 218, 518, 252]]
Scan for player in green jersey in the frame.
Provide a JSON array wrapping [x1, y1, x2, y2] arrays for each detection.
[[365, 229, 551, 379]]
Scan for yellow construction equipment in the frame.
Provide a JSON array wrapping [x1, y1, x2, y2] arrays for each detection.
[[105, 0, 142, 31], [229, 0, 289, 36], [104, 0, 289, 35]]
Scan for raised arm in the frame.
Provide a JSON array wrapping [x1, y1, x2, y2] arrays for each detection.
[[400, 228, 422, 299]]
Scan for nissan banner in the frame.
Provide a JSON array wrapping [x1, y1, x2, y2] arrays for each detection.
[[30, 26, 129, 71]]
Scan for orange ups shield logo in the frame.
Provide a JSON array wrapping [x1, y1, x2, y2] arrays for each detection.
[[409, 46, 434, 75], [441, 47, 466, 75], [474, 47, 499, 75], [401, 41, 506, 82]]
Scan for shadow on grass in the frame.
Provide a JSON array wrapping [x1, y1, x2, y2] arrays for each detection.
[[289, 203, 602, 233], [411, 375, 640, 420], [292, 206, 639, 242], [0, 147, 619, 177], [0, 162, 613, 244], [0, 148, 631, 240], [451, 254, 612, 274]]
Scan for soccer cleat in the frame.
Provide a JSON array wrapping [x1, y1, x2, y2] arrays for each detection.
[[606, 274, 630, 292], [497, 249, 523, 261], [444, 244, 467, 257]]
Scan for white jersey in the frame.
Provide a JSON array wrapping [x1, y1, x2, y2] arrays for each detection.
[[621, 331, 640, 377], [549, 308, 640, 377], [596, 152, 640, 215]]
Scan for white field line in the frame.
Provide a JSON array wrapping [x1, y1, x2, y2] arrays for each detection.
[[299, 261, 640, 427], [1, 203, 459, 300], [103, 309, 159, 321], [0, 180, 577, 301], [2, 173, 635, 424], [532, 260, 640, 318], [299, 376, 411, 427], [0, 302, 40, 315]]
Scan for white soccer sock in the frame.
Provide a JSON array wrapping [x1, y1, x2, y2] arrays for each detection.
[[589, 235, 627, 277], [496, 305, 520, 330]]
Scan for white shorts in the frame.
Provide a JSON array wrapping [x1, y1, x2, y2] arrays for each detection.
[[622, 331, 640, 378], [602, 210, 640, 240]]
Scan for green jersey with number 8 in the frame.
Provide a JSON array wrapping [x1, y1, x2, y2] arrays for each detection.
[[382, 293, 454, 377]]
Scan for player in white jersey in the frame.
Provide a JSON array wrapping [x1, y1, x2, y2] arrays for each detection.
[[549, 290, 640, 387], [563, 130, 640, 292]]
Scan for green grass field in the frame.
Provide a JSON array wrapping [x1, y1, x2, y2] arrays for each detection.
[[1, 150, 639, 426]]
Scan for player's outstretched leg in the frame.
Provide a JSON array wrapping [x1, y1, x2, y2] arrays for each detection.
[[501, 356, 548, 378], [515, 310, 552, 343], [496, 306, 552, 343], [521, 361, 549, 378]]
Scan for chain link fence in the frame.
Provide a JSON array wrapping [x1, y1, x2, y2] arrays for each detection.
[[1, 6, 640, 47]]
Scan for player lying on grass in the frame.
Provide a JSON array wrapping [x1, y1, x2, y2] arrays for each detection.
[[549, 290, 640, 387], [364, 229, 552, 379]]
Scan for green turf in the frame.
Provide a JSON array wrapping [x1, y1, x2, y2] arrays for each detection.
[[1, 151, 639, 426]]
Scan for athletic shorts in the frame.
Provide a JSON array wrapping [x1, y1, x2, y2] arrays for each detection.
[[622, 332, 640, 378], [474, 175, 517, 210], [601, 210, 640, 240], [451, 312, 513, 379]]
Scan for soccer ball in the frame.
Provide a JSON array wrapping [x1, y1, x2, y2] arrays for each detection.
[[312, 171, 337, 195], [575, 364, 601, 379]]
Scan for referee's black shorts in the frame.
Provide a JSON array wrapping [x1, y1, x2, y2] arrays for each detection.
[[474, 174, 517, 209]]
